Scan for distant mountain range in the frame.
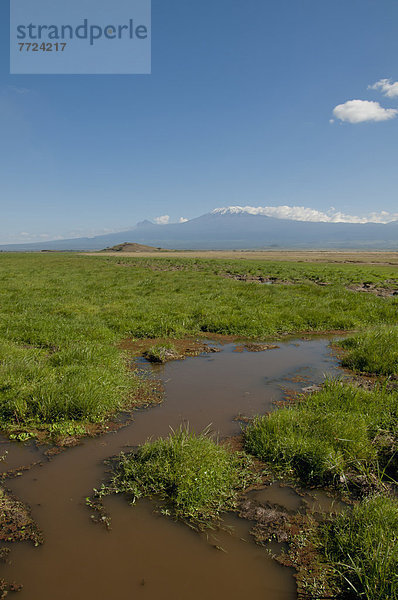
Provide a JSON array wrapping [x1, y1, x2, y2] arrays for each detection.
[[1, 208, 398, 251]]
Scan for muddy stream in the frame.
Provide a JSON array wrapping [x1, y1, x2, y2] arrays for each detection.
[[0, 338, 342, 600]]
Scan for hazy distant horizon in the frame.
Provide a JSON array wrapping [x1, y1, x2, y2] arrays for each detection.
[[1, 204, 398, 246]]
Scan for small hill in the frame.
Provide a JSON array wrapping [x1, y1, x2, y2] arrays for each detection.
[[101, 242, 165, 253]]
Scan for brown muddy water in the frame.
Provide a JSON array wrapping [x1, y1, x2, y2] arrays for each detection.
[[0, 338, 342, 600]]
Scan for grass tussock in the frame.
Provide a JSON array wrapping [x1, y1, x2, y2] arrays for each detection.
[[320, 495, 398, 600], [143, 343, 180, 363], [105, 428, 258, 526], [244, 381, 398, 486], [340, 326, 398, 376]]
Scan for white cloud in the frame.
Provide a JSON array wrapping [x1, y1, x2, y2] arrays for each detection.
[[179, 217, 188, 223], [154, 215, 170, 225], [212, 206, 398, 224], [369, 78, 398, 98], [332, 99, 398, 123]]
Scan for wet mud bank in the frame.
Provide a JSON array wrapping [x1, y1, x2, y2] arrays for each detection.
[[0, 338, 343, 600]]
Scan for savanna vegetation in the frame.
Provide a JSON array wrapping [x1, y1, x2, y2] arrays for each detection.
[[104, 254, 398, 288], [1, 252, 398, 599], [0, 252, 397, 438]]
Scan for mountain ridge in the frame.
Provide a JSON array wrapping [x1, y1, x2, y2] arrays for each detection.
[[1, 210, 398, 251]]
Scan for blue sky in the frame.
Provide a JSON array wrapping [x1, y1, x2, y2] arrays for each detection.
[[1, 0, 398, 243]]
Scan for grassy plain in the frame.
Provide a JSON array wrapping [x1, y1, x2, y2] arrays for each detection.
[[0, 252, 398, 438], [90, 250, 398, 265], [1, 252, 398, 598]]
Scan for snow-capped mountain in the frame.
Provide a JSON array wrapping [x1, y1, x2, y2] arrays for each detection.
[[211, 206, 398, 224], [1, 207, 397, 251]]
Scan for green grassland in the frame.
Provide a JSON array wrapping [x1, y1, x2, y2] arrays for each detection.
[[0, 252, 398, 436], [108, 254, 398, 287], [1, 253, 397, 598]]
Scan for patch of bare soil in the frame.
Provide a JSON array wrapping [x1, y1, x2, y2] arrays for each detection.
[[0, 487, 42, 546], [101, 243, 168, 253], [86, 250, 398, 266], [347, 282, 398, 297], [223, 273, 398, 296], [239, 497, 292, 542], [121, 337, 221, 363], [0, 578, 22, 598], [238, 495, 333, 599], [221, 273, 294, 285], [234, 343, 280, 353], [116, 261, 186, 271], [0, 489, 42, 597]]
